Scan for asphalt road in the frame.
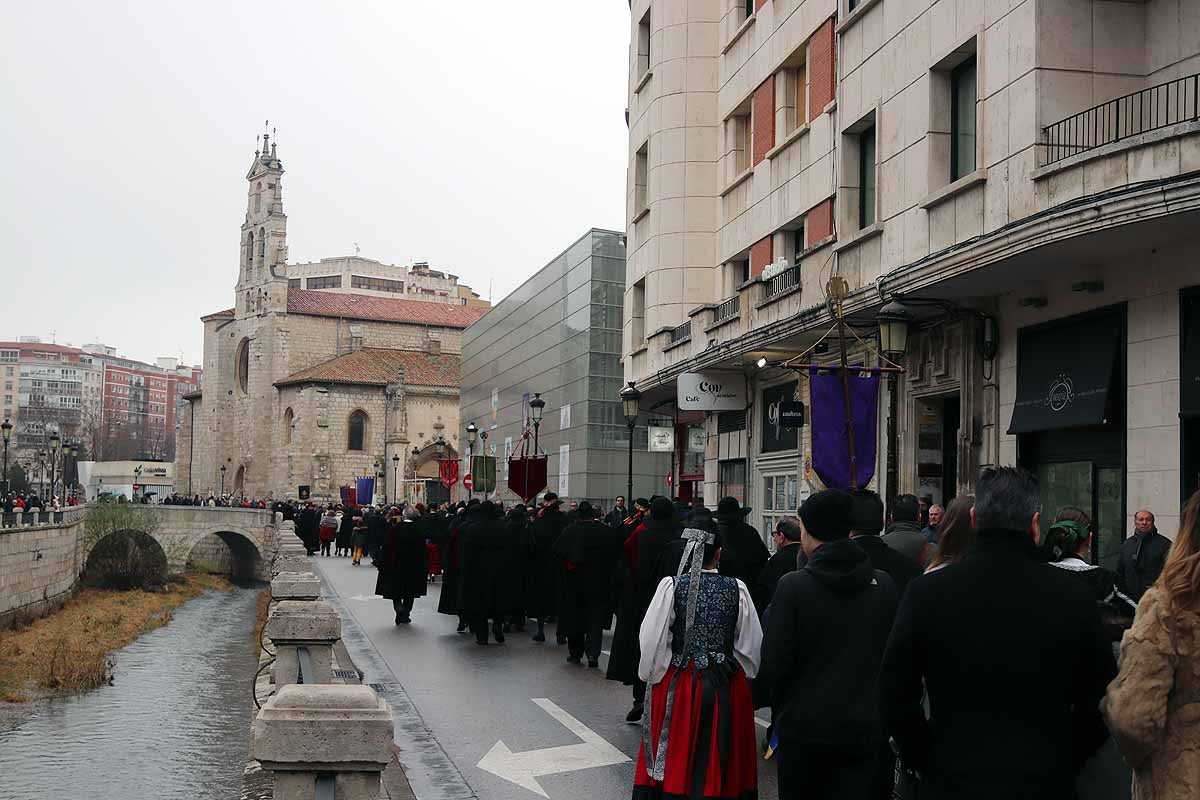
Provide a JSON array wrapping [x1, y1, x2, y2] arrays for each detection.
[[314, 555, 779, 800]]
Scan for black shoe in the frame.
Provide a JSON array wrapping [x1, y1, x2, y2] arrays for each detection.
[[532, 632, 545, 643], [456, 621, 468, 633], [587, 659, 599, 669], [625, 704, 644, 724], [493, 626, 506, 644], [566, 655, 582, 665]]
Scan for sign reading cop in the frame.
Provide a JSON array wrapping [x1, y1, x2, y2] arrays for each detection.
[[677, 371, 746, 411]]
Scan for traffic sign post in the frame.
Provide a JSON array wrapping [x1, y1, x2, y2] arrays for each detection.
[[463, 473, 474, 491]]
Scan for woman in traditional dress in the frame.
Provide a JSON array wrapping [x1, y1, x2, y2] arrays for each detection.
[[634, 514, 762, 800]]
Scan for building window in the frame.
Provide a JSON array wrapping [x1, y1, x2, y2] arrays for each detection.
[[762, 473, 799, 549], [745, 0, 755, 18], [351, 275, 404, 293], [636, 8, 651, 79], [848, 0, 860, 10], [257, 227, 266, 261], [347, 410, 368, 452], [630, 278, 646, 347], [792, 223, 806, 263], [283, 407, 293, 445], [634, 141, 649, 217], [288, 278, 301, 289], [306, 275, 342, 290], [235, 338, 250, 394], [951, 56, 977, 180], [858, 125, 876, 228], [726, 113, 750, 178], [719, 459, 747, 504]]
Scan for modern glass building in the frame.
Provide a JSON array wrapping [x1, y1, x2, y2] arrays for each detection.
[[460, 229, 671, 510]]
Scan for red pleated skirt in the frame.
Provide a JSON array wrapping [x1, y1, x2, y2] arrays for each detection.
[[632, 662, 758, 800]]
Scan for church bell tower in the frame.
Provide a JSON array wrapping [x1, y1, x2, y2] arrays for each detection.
[[238, 121, 289, 316]]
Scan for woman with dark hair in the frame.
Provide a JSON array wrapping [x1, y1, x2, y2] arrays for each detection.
[[924, 495, 975, 573], [1043, 506, 1136, 639], [633, 513, 762, 800], [1104, 490, 1200, 799]]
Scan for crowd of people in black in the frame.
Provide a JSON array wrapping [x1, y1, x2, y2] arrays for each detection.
[[273, 471, 1198, 800]]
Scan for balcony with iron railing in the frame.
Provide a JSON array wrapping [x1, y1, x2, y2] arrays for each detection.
[[666, 320, 692, 349], [763, 265, 802, 300], [1043, 72, 1200, 166], [712, 295, 740, 325]]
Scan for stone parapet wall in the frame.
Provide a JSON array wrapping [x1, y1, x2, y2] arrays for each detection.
[[0, 519, 82, 628]]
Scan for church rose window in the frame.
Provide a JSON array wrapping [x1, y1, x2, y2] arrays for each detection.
[[236, 338, 250, 394], [348, 410, 367, 451]]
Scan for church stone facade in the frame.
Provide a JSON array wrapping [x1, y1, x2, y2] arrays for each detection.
[[175, 133, 481, 502]]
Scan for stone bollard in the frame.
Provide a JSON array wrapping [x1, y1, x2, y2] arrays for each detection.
[[252, 684, 394, 800], [266, 600, 341, 686], [271, 572, 322, 602]]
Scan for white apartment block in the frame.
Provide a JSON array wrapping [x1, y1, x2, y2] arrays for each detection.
[[285, 256, 487, 309], [625, 0, 1200, 556]]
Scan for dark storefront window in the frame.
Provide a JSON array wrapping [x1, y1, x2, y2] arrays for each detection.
[[719, 459, 747, 504], [761, 381, 799, 453], [1013, 306, 1126, 570]]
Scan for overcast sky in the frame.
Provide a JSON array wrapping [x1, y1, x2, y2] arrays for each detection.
[[0, 2, 629, 366]]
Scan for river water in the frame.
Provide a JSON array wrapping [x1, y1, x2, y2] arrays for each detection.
[[0, 585, 262, 800]]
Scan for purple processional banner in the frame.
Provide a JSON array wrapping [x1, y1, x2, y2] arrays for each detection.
[[809, 368, 881, 490], [356, 476, 376, 506]]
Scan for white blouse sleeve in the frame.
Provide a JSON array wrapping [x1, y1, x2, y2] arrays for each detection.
[[638, 576, 676, 684], [733, 579, 763, 679]]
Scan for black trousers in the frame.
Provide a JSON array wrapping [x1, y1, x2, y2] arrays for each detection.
[[470, 615, 500, 643], [776, 741, 879, 800], [393, 597, 414, 620], [567, 616, 604, 661], [632, 680, 646, 706]]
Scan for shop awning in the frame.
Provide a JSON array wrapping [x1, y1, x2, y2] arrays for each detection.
[[1007, 312, 1121, 435]]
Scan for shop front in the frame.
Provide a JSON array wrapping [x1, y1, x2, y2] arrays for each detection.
[[1009, 306, 1126, 570]]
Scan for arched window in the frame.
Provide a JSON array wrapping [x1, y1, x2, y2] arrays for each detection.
[[254, 192, 261, 212], [347, 410, 368, 452], [246, 230, 254, 266], [283, 407, 293, 445], [235, 338, 250, 394], [257, 227, 266, 262]]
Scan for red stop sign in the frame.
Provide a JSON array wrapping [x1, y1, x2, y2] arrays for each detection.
[[463, 473, 474, 490]]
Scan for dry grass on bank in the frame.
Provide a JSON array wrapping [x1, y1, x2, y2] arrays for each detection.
[[0, 574, 232, 703]]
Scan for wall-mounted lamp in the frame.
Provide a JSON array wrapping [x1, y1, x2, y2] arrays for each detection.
[[755, 357, 768, 368]]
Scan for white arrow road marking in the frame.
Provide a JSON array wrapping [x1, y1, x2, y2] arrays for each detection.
[[477, 698, 631, 797]]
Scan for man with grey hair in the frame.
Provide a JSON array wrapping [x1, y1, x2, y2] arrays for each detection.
[[880, 467, 1115, 800]]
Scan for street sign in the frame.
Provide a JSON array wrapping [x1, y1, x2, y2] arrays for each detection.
[[463, 473, 474, 491], [477, 698, 630, 797]]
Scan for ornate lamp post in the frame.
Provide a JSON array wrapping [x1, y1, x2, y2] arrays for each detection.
[[528, 392, 545, 452], [49, 432, 61, 505], [220, 464, 227, 496], [391, 453, 401, 504], [68, 441, 79, 501], [465, 421, 478, 500], [877, 299, 913, 513], [619, 382, 641, 503], [1, 418, 11, 495], [435, 435, 445, 461]]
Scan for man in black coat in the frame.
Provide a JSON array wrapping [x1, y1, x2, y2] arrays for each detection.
[[849, 489, 921, 596], [366, 507, 387, 564], [880, 467, 1116, 800], [758, 517, 804, 606], [1116, 508, 1171, 601], [528, 492, 568, 643], [375, 507, 428, 625], [553, 501, 622, 667], [760, 489, 899, 800], [714, 496, 770, 609], [298, 502, 319, 555], [459, 501, 518, 645]]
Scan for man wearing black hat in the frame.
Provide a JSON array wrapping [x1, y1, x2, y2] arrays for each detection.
[[760, 489, 900, 799], [715, 496, 771, 610]]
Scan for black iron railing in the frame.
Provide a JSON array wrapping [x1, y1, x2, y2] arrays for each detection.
[[1044, 73, 1200, 165], [669, 321, 692, 344], [713, 296, 740, 323], [765, 265, 801, 298]]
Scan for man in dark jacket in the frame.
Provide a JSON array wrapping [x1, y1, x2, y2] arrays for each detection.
[[850, 489, 921, 596], [604, 495, 628, 528], [529, 492, 569, 642], [459, 501, 519, 645], [375, 507, 428, 625], [1116, 508, 1171, 601], [760, 489, 899, 799], [880, 467, 1116, 800], [759, 517, 804, 605], [881, 493, 927, 565], [553, 501, 622, 667], [366, 507, 387, 563], [714, 496, 770, 609]]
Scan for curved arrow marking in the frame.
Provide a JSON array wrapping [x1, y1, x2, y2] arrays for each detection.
[[477, 698, 631, 797]]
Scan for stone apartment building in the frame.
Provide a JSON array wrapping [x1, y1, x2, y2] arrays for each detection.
[[624, 0, 1200, 557], [285, 255, 487, 309], [176, 132, 484, 501]]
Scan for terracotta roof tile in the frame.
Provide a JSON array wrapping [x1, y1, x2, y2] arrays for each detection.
[[286, 288, 485, 328], [274, 348, 459, 389]]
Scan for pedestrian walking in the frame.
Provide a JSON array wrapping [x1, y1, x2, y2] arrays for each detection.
[[351, 513, 369, 565], [923, 495, 975, 573], [459, 501, 515, 645], [921, 503, 944, 544], [503, 504, 531, 631], [881, 493, 929, 566], [336, 505, 356, 557], [1116, 508, 1172, 602], [848, 488, 922, 596], [437, 503, 469, 633], [881, 467, 1116, 800], [713, 497, 770, 611], [633, 516, 761, 800], [528, 492, 568, 643], [1103, 490, 1200, 800], [554, 501, 623, 667], [1043, 506, 1137, 639], [319, 507, 337, 557], [758, 516, 804, 603], [376, 506, 429, 625], [759, 489, 899, 800]]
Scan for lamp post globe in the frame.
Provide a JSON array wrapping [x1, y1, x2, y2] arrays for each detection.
[[528, 393, 545, 451]]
